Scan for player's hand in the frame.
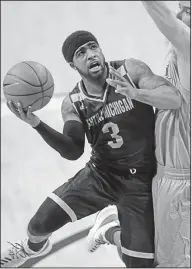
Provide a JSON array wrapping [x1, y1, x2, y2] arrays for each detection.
[[106, 66, 138, 99], [6, 101, 40, 128]]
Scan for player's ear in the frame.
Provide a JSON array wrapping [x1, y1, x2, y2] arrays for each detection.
[[69, 62, 76, 70]]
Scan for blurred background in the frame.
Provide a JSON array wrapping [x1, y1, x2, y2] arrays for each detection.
[[1, 1, 178, 98], [1, 1, 178, 267]]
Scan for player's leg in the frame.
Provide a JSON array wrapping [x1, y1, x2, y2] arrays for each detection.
[[87, 205, 121, 252], [1, 163, 117, 268], [1, 195, 70, 268], [87, 204, 123, 264], [88, 174, 155, 268], [152, 165, 190, 267], [118, 174, 155, 268]]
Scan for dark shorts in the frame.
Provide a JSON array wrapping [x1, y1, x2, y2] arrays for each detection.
[[51, 162, 155, 260]]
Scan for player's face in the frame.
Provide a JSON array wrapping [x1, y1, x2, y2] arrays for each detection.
[[71, 41, 106, 80], [176, 1, 191, 28]]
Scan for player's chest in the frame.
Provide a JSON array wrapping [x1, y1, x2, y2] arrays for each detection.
[[79, 92, 136, 130]]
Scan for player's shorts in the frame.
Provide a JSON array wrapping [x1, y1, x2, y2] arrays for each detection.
[[152, 163, 190, 267], [50, 161, 155, 264]]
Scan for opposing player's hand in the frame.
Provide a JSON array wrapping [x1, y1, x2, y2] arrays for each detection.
[[106, 66, 138, 99], [6, 101, 40, 127]]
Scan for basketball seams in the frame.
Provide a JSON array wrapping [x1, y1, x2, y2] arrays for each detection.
[[22, 96, 52, 110], [6, 73, 43, 87], [23, 62, 45, 109], [23, 62, 49, 87], [4, 84, 54, 97], [3, 61, 54, 112], [43, 66, 49, 85]]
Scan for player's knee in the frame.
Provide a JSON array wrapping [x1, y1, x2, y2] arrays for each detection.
[[28, 212, 49, 236], [28, 197, 71, 236], [122, 254, 154, 268]]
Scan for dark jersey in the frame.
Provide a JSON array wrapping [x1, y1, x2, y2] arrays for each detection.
[[69, 60, 156, 175]]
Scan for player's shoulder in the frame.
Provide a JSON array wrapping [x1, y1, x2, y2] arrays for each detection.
[[61, 94, 72, 114], [125, 58, 151, 70], [110, 58, 151, 73], [124, 58, 154, 78], [68, 81, 81, 96], [109, 60, 125, 70], [61, 87, 79, 116]]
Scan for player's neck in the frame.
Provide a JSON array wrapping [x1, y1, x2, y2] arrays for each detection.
[[82, 66, 108, 97]]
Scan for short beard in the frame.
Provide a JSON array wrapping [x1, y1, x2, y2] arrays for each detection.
[[78, 66, 105, 82], [76, 60, 106, 83]]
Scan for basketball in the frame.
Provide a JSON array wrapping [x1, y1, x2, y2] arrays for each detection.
[[3, 61, 54, 112]]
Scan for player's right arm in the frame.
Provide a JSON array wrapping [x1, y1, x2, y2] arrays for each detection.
[[7, 95, 85, 160], [141, 1, 190, 58]]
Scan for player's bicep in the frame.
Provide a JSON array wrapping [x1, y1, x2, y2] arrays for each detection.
[[124, 59, 164, 90], [162, 16, 190, 58], [173, 22, 190, 58], [61, 95, 82, 123], [139, 72, 175, 91], [129, 59, 178, 92]]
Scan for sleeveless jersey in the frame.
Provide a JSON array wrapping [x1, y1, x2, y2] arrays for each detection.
[[155, 49, 190, 169], [69, 60, 156, 175]]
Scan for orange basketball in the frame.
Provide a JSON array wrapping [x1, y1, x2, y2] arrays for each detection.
[[3, 61, 54, 112]]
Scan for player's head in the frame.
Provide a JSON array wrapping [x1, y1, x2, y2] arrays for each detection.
[[176, 1, 190, 27], [62, 30, 106, 81]]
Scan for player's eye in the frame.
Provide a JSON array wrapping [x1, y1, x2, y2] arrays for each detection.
[[91, 44, 98, 50], [77, 50, 85, 57]]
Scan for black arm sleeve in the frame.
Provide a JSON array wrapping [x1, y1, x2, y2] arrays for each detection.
[[33, 120, 85, 160]]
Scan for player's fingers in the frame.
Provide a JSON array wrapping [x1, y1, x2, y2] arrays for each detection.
[[106, 78, 127, 88], [106, 78, 117, 87], [109, 67, 127, 82], [6, 101, 11, 110], [115, 87, 130, 95], [115, 87, 135, 98], [7, 101, 20, 116], [27, 106, 33, 118], [16, 102, 27, 120]]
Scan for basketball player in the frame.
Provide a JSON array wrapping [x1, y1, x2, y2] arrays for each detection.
[[1, 30, 181, 268], [88, 1, 190, 267]]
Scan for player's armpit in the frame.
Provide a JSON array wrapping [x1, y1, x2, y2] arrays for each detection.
[[125, 58, 182, 109], [141, 1, 190, 58]]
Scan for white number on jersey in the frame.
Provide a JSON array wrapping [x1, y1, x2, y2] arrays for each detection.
[[102, 122, 123, 149]]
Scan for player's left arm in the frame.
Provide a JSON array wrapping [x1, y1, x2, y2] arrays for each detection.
[[127, 59, 182, 109], [141, 1, 190, 58], [107, 58, 182, 109]]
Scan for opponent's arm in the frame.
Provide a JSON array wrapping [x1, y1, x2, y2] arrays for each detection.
[[127, 59, 182, 109], [7, 95, 85, 160], [107, 59, 181, 109], [141, 1, 190, 58], [125, 59, 181, 109]]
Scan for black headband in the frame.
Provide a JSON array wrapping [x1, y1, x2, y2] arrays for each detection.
[[62, 30, 99, 63]]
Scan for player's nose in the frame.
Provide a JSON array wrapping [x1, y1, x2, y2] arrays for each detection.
[[87, 49, 96, 60]]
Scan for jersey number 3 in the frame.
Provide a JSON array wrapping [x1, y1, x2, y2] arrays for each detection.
[[102, 122, 123, 148]]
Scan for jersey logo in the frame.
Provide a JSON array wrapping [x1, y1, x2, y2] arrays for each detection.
[[86, 97, 134, 129]]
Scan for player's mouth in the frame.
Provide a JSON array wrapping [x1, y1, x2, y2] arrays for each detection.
[[89, 61, 101, 72]]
